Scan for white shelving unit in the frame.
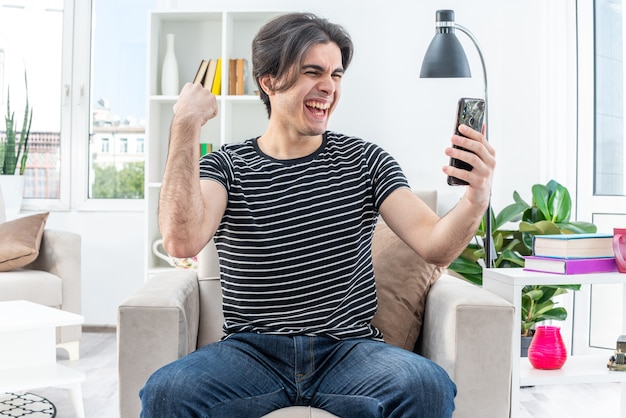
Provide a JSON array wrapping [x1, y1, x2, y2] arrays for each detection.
[[145, 10, 283, 278], [483, 268, 626, 418]]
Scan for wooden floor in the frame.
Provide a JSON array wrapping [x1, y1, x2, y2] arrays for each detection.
[[31, 331, 623, 417], [37, 330, 118, 418]]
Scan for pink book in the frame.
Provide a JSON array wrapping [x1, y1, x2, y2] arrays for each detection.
[[523, 256, 618, 275]]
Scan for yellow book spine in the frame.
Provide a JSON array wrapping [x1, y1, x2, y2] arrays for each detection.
[[211, 58, 222, 95]]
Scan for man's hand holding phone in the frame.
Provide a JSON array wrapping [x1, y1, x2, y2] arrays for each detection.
[[447, 98, 485, 186], [443, 98, 495, 211]]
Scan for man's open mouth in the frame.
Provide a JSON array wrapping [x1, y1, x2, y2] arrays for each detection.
[[305, 100, 330, 117]]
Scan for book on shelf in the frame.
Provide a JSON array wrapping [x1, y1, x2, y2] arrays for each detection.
[[523, 255, 618, 275], [211, 58, 222, 95], [191, 58, 219, 89], [236, 58, 247, 95], [193, 59, 210, 84], [203, 59, 218, 89], [532, 233, 614, 258], [199, 143, 213, 155], [228, 59, 237, 95], [227, 58, 248, 95]]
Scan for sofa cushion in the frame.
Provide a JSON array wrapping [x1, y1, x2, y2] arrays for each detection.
[[371, 221, 444, 351], [0, 212, 49, 272], [0, 269, 63, 306]]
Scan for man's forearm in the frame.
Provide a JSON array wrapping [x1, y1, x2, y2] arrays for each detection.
[[428, 196, 486, 266], [158, 119, 206, 256]]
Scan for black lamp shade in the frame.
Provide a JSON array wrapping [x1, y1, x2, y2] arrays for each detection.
[[420, 10, 471, 78]]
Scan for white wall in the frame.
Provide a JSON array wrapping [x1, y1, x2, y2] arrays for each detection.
[[44, 210, 145, 326], [49, 0, 574, 325]]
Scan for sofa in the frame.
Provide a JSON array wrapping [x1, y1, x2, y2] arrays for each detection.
[[0, 186, 82, 359], [118, 191, 514, 418]]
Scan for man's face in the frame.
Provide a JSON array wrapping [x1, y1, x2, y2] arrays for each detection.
[[268, 42, 344, 137]]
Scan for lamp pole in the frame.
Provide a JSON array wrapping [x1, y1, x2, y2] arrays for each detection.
[[453, 23, 495, 269], [422, 10, 496, 268]]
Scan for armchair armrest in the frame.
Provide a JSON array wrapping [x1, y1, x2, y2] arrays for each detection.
[[117, 270, 200, 418], [27, 229, 82, 311], [27, 229, 82, 344], [419, 274, 514, 418]]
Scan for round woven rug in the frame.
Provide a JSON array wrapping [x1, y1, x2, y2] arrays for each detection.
[[0, 392, 56, 417]]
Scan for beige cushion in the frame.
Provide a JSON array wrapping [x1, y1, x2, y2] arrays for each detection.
[[0, 212, 49, 272], [0, 270, 62, 306], [371, 221, 444, 351]]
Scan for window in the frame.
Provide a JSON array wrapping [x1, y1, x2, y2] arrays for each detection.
[[0, 1, 65, 201], [119, 138, 128, 153], [87, 0, 155, 201], [595, 0, 625, 195], [1, 0, 154, 209]]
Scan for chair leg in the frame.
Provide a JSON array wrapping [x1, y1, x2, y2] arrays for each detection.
[[57, 341, 80, 361]]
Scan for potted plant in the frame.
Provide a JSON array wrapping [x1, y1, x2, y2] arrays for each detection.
[[1, 72, 33, 176], [449, 180, 592, 350], [0, 72, 33, 214]]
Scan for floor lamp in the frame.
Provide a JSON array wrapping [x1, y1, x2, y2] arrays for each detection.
[[419, 9, 496, 268]]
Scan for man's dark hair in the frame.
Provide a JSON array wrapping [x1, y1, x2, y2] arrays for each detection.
[[252, 12, 354, 117]]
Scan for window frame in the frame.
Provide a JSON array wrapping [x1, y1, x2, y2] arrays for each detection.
[[19, 0, 144, 213]]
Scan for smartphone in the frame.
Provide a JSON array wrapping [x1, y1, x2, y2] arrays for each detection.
[[447, 98, 485, 186]]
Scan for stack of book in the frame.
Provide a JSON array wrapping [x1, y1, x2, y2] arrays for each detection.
[[193, 58, 222, 94], [192, 58, 248, 96], [523, 233, 617, 275]]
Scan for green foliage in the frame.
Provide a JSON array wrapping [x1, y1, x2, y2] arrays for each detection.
[[450, 180, 597, 285], [520, 284, 580, 337], [92, 162, 144, 199], [448, 180, 590, 335], [1, 72, 33, 175]]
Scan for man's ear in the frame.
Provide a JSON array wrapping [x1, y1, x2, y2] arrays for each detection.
[[259, 75, 274, 96]]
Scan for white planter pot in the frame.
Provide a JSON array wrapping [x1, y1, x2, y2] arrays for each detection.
[[0, 175, 25, 219]]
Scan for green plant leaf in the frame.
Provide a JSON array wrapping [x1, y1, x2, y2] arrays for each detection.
[[496, 249, 525, 268], [548, 183, 572, 222], [532, 184, 551, 220], [448, 258, 483, 285], [494, 201, 528, 230], [519, 220, 562, 235], [448, 257, 482, 275], [553, 284, 582, 292], [536, 286, 558, 304], [545, 179, 560, 196], [512, 190, 529, 206], [534, 306, 568, 322], [2, 71, 32, 176], [524, 289, 544, 301], [557, 221, 597, 234]]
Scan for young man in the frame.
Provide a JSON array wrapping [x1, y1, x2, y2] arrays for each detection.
[[141, 12, 495, 418]]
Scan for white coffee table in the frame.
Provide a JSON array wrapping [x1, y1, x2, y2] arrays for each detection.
[[0, 300, 85, 418]]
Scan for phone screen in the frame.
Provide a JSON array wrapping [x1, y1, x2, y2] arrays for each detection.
[[448, 98, 485, 186]]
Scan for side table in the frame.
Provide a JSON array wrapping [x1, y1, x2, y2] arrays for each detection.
[[483, 268, 626, 418], [0, 300, 85, 418]]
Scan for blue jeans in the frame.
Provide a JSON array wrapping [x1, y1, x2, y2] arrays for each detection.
[[140, 333, 456, 418]]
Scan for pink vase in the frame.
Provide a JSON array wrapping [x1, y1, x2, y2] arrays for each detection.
[[528, 325, 567, 370]]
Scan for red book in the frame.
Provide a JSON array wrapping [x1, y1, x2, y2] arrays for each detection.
[[523, 256, 618, 275]]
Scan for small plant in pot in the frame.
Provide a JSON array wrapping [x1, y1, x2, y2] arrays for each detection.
[[0, 71, 33, 176], [449, 180, 590, 349]]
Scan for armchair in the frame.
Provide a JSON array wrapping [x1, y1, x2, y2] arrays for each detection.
[[0, 187, 82, 359], [118, 191, 514, 418]]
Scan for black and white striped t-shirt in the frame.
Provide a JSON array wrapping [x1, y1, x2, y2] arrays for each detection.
[[199, 131, 410, 341]]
